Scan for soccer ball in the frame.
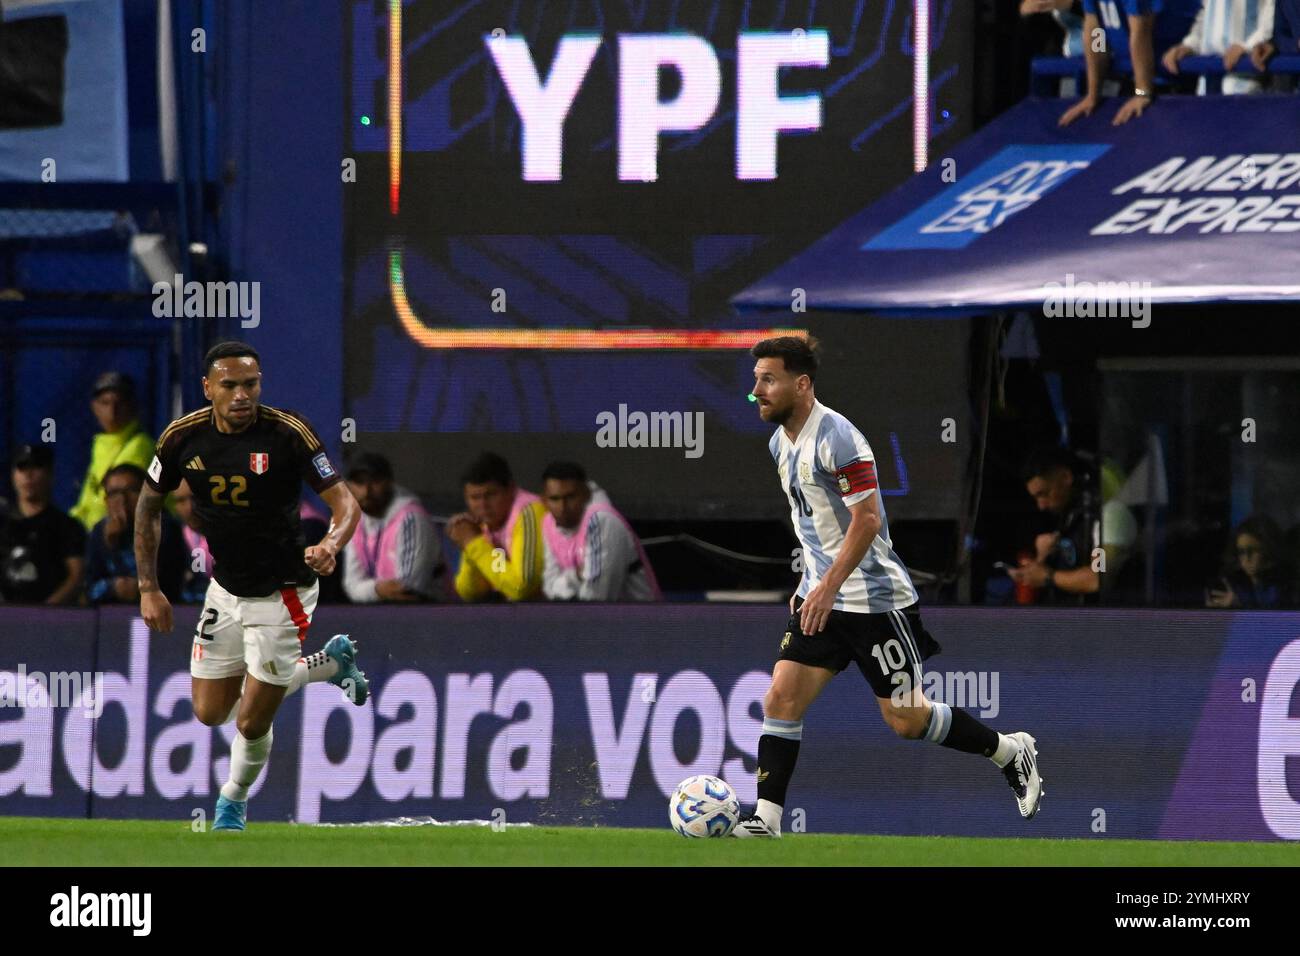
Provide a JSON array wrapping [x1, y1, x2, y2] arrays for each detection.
[[669, 775, 740, 837]]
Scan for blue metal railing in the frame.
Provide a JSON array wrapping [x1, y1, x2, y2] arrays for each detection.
[[1032, 54, 1300, 96]]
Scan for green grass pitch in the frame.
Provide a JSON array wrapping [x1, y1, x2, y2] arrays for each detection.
[[1, 817, 1292, 866]]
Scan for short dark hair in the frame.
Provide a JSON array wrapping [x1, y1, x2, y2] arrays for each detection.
[[541, 461, 587, 485], [1021, 445, 1077, 483], [204, 341, 261, 375], [751, 335, 819, 382], [345, 452, 394, 482], [13, 443, 54, 470], [102, 463, 148, 489], [1232, 514, 1284, 558], [460, 451, 513, 488]]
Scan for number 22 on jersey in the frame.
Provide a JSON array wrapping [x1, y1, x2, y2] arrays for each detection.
[[208, 475, 249, 506]]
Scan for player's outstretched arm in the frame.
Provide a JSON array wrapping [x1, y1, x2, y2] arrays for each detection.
[[135, 483, 173, 632], [305, 481, 361, 576]]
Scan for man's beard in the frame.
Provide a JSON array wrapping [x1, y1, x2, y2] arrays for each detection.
[[766, 401, 794, 426], [368, 487, 395, 517]]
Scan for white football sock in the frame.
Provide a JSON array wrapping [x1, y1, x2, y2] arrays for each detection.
[[220, 728, 273, 802], [990, 733, 1018, 768], [285, 650, 340, 696], [756, 798, 783, 832]]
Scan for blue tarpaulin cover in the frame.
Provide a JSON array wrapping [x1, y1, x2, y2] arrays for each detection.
[[733, 97, 1300, 313]]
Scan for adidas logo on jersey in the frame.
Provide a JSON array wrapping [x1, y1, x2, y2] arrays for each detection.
[[184, 456, 206, 471]]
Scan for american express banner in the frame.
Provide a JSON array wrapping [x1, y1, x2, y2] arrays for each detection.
[[734, 97, 1300, 312]]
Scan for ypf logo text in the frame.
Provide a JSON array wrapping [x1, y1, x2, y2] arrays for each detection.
[[487, 32, 829, 182]]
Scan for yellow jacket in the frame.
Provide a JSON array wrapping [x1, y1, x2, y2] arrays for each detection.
[[454, 499, 546, 602], [69, 419, 156, 530]]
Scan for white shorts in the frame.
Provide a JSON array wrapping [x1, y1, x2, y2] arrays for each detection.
[[190, 578, 319, 687]]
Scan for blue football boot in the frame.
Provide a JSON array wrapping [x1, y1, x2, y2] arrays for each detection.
[[324, 634, 369, 706], [212, 794, 247, 832]]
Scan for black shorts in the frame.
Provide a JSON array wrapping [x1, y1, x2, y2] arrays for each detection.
[[778, 597, 943, 699]]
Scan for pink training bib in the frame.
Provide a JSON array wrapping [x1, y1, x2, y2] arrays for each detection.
[[542, 499, 661, 599], [351, 498, 430, 580], [487, 489, 540, 553]]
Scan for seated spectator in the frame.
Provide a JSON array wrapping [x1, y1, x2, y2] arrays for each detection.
[[85, 463, 184, 604], [539, 461, 660, 602], [342, 452, 439, 603], [173, 478, 212, 604], [450, 452, 545, 603], [70, 372, 156, 531], [1, 444, 85, 604], [1252, 0, 1299, 68], [1061, 0, 1200, 126], [1206, 514, 1293, 608], [1008, 446, 1101, 602], [1163, 0, 1275, 93]]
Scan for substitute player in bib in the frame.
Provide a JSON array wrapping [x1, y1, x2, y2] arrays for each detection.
[[734, 337, 1043, 838], [135, 341, 367, 832]]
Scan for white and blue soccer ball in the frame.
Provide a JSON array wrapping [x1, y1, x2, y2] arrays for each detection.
[[669, 775, 740, 838]]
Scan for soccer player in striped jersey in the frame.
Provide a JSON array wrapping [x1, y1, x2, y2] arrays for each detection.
[[136, 341, 367, 832], [733, 337, 1043, 838]]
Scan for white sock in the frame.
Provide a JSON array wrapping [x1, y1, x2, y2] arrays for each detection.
[[220, 728, 273, 802], [756, 798, 783, 832], [990, 733, 1018, 768], [285, 650, 340, 696]]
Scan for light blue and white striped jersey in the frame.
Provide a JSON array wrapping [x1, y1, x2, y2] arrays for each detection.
[[771, 401, 917, 614], [1183, 0, 1275, 92], [1184, 0, 1275, 50]]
